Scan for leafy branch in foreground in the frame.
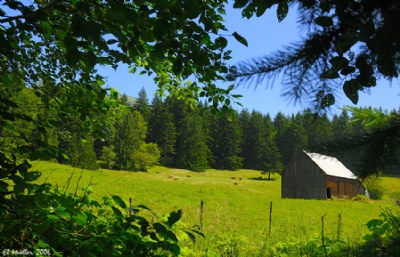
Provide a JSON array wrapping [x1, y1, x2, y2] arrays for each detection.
[[0, 165, 202, 256], [0, 0, 239, 112], [316, 108, 400, 178], [231, 0, 400, 110]]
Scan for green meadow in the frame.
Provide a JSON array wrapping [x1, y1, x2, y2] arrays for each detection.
[[31, 161, 399, 256]]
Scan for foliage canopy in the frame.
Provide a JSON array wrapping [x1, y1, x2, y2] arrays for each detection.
[[231, 0, 400, 110]]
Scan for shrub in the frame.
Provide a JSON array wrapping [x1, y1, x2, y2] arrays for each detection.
[[365, 176, 385, 200], [0, 171, 202, 256], [0, 152, 202, 256], [131, 143, 160, 171], [99, 145, 116, 169], [351, 194, 370, 203], [68, 135, 99, 170], [269, 236, 353, 257], [361, 208, 400, 257]]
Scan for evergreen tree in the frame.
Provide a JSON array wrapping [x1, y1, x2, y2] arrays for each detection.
[[209, 110, 243, 170], [240, 110, 267, 170], [274, 112, 290, 165], [239, 109, 252, 168], [302, 110, 333, 150], [331, 109, 353, 140], [262, 114, 284, 175], [174, 104, 208, 172], [274, 112, 307, 165], [148, 95, 177, 166], [114, 110, 147, 170], [68, 134, 99, 170], [133, 87, 151, 123]]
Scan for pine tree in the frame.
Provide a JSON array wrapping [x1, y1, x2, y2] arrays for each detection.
[[148, 95, 177, 166], [240, 110, 269, 170], [68, 134, 99, 170], [174, 103, 208, 172], [133, 87, 151, 123], [331, 109, 353, 140], [208, 109, 243, 170], [302, 110, 333, 150], [114, 110, 147, 170], [239, 109, 253, 168], [274, 112, 307, 165], [262, 114, 284, 175]]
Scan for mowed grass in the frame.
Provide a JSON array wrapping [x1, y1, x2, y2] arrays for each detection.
[[31, 161, 399, 255]]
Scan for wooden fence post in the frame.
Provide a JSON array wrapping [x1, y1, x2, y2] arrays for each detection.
[[200, 200, 204, 230], [321, 214, 328, 257], [337, 213, 342, 241], [269, 201, 273, 237]]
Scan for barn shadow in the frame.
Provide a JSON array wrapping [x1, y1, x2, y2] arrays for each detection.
[[249, 177, 276, 181]]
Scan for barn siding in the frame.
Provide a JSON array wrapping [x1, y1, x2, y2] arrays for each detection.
[[282, 151, 366, 200], [326, 176, 365, 198], [282, 152, 326, 199]]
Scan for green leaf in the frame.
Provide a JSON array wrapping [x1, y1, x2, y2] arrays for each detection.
[[191, 49, 209, 65], [65, 47, 80, 67], [329, 56, 349, 70], [154, 223, 178, 241], [215, 37, 228, 49], [343, 79, 360, 104], [256, 1, 269, 17], [166, 210, 182, 227], [340, 66, 356, 75], [73, 212, 87, 226], [335, 33, 359, 53], [111, 206, 123, 217], [154, 19, 169, 40], [232, 32, 248, 47], [233, 0, 248, 8], [184, 231, 196, 243], [47, 214, 59, 221], [277, 2, 288, 22], [366, 218, 383, 230], [320, 93, 335, 108], [314, 16, 333, 27], [23, 171, 41, 182], [184, 0, 201, 19], [0, 181, 9, 193], [106, 39, 118, 45], [172, 58, 183, 75], [321, 68, 340, 79], [136, 204, 151, 210], [57, 209, 71, 220], [112, 195, 126, 209]]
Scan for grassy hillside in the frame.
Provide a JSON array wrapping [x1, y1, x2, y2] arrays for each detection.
[[31, 161, 399, 256]]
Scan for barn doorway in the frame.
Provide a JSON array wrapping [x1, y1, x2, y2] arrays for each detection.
[[327, 187, 332, 199]]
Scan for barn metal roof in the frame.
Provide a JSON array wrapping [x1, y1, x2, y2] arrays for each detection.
[[304, 151, 358, 179]]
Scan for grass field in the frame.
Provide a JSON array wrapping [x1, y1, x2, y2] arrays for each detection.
[[31, 161, 400, 256]]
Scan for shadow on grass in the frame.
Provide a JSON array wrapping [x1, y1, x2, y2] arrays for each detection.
[[249, 177, 276, 181]]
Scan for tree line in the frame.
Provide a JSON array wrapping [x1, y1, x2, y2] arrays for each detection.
[[2, 83, 398, 175]]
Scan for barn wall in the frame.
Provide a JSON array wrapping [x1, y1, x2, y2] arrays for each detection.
[[282, 152, 326, 199], [326, 176, 366, 198]]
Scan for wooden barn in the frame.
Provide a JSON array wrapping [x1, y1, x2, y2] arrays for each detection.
[[281, 151, 367, 199]]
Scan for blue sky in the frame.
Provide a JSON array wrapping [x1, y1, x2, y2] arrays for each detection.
[[98, 4, 400, 117]]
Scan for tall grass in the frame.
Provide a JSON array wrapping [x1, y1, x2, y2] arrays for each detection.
[[31, 161, 399, 256]]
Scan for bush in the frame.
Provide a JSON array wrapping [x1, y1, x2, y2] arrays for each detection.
[[99, 145, 116, 169], [68, 135, 99, 170], [0, 166, 202, 256], [269, 236, 353, 257], [131, 143, 160, 171], [351, 194, 370, 203], [361, 208, 400, 257], [365, 177, 385, 200]]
